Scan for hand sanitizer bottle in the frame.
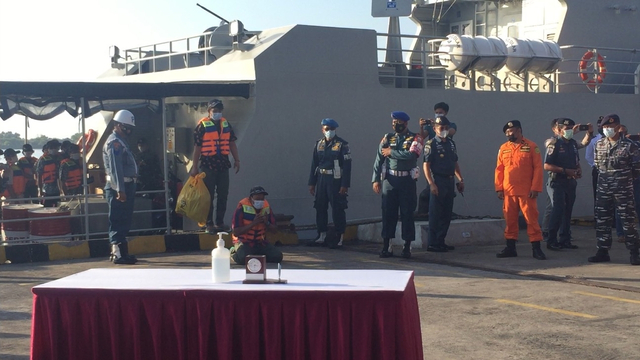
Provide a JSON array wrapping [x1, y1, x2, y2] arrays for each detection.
[[212, 232, 231, 283]]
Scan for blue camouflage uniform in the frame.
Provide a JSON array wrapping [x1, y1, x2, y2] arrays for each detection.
[[544, 132, 580, 248], [593, 131, 640, 252], [372, 112, 423, 244], [424, 130, 458, 249], [308, 129, 352, 236], [103, 131, 138, 246]]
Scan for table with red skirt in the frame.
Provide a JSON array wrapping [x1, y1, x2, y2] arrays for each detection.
[[31, 268, 423, 360]]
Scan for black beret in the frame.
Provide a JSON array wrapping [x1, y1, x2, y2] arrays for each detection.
[[503, 120, 522, 133]]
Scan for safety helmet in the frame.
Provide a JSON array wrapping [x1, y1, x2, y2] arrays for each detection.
[[113, 110, 136, 127]]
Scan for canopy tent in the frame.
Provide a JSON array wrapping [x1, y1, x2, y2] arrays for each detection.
[[0, 81, 252, 120]]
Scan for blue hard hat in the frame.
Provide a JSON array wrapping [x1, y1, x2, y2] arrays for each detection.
[[321, 118, 339, 128], [391, 111, 410, 121]]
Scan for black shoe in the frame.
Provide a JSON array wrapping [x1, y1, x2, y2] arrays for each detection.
[[588, 249, 610, 263], [401, 246, 411, 259], [442, 243, 455, 251], [532, 247, 547, 260], [113, 256, 137, 265], [559, 242, 579, 249], [630, 252, 640, 265], [546, 242, 562, 251], [379, 250, 393, 258], [496, 247, 517, 258], [427, 245, 448, 253]]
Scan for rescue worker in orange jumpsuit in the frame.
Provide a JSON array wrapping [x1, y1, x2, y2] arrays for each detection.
[[189, 99, 240, 233], [230, 186, 283, 265], [495, 120, 546, 260]]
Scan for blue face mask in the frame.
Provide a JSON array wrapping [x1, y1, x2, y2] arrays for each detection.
[[252, 200, 265, 209], [603, 128, 617, 138], [211, 112, 222, 121]]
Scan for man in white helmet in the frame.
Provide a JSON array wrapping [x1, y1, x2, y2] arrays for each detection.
[[103, 109, 139, 264]]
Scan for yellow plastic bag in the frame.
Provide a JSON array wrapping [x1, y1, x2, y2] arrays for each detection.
[[175, 173, 211, 225]]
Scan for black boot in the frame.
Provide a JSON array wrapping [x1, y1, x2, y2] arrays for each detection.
[[380, 238, 393, 258], [532, 241, 546, 260], [401, 241, 411, 259], [496, 239, 517, 258], [112, 242, 137, 265], [588, 248, 610, 263], [630, 250, 640, 266]]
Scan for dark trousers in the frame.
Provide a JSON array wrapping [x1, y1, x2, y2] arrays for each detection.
[[541, 180, 553, 234], [105, 182, 136, 245], [418, 185, 430, 214], [595, 175, 639, 250], [42, 190, 60, 208], [201, 167, 229, 226], [547, 179, 577, 245], [428, 175, 455, 247], [24, 182, 39, 204], [231, 242, 283, 265], [381, 175, 417, 241], [591, 167, 598, 214], [314, 174, 348, 234]]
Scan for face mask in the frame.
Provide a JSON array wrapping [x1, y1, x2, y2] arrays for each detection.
[[562, 129, 574, 140], [603, 128, 617, 138], [252, 200, 265, 210], [507, 135, 518, 142], [393, 123, 406, 133], [211, 112, 223, 121], [324, 130, 335, 139], [435, 113, 444, 118], [438, 130, 448, 138], [70, 154, 81, 160]]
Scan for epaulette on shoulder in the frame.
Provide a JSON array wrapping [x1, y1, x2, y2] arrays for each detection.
[[545, 137, 558, 148]]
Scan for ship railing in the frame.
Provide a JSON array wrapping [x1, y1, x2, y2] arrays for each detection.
[[1, 190, 171, 245], [556, 45, 640, 94], [376, 32, 449, 89], [118, 29, 260, 75]]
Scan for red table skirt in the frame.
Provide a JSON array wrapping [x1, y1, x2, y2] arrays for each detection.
[[31, 278, 422, 360]]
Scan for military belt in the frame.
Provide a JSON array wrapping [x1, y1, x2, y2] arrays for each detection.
[[387, 169, 410, 177], [106, 175, 136, 183], [318, 169, 334, 175]]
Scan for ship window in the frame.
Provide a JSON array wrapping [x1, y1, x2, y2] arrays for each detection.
[[507, 25, 519, 38]]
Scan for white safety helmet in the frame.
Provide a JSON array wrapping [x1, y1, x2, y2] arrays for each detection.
[[113, 110, 136, 127]]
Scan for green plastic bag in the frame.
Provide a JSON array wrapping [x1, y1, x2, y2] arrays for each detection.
[[175, 173, 211, 224]]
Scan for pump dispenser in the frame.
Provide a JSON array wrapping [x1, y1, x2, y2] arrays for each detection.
[[211, 232, 231, 283]]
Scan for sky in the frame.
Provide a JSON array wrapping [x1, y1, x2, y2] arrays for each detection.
[[0, 0, 417, 139]]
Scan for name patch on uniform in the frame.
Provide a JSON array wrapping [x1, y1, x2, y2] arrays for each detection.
[[520, 146, 530, 152], [502, 149, 512, 153]]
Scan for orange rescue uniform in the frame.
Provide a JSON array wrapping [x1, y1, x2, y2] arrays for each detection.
[[495, 137, 544, 242]]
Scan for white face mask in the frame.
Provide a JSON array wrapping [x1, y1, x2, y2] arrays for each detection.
[[211, 112, 222, 121], [603, 128, 617, 138], [324, 130, 335, 139], [562, 129, 574, 140], [252, 200, 265, 209], [435, 113, 444, 118], [438, 130, 448, 138]]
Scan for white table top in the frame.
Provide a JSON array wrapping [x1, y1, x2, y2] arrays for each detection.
[[33, 269, 413, 292]]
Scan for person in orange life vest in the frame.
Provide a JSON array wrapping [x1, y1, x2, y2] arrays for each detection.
[[59, 144, 83, 197], [189, 99, 240, 234], [36, 140, 61, 207], [495, 120, 546, 260], [2, 148, 26, 201], [18, 143, 39, 202], [230, 186, 283, 265]]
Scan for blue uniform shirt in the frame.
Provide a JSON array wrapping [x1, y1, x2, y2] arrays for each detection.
[[308, 136, 352, 188], [585, 134, 602, 167], [103, 131, 138, 192], [423, 137, 458, 176], [545, 137, 580, 176]]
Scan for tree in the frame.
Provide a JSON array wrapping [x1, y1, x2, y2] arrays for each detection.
[[69, 132, 82, 143], [0, 131, 23, 149]]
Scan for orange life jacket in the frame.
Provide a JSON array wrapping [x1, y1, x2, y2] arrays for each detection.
[[18, 156, 36, 177], [232, 197, 271, 244], [199, 117, 231, 156], [60, 158, 82, 189], [39, 155, 58, 184], [7, 163, 26, 195]]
